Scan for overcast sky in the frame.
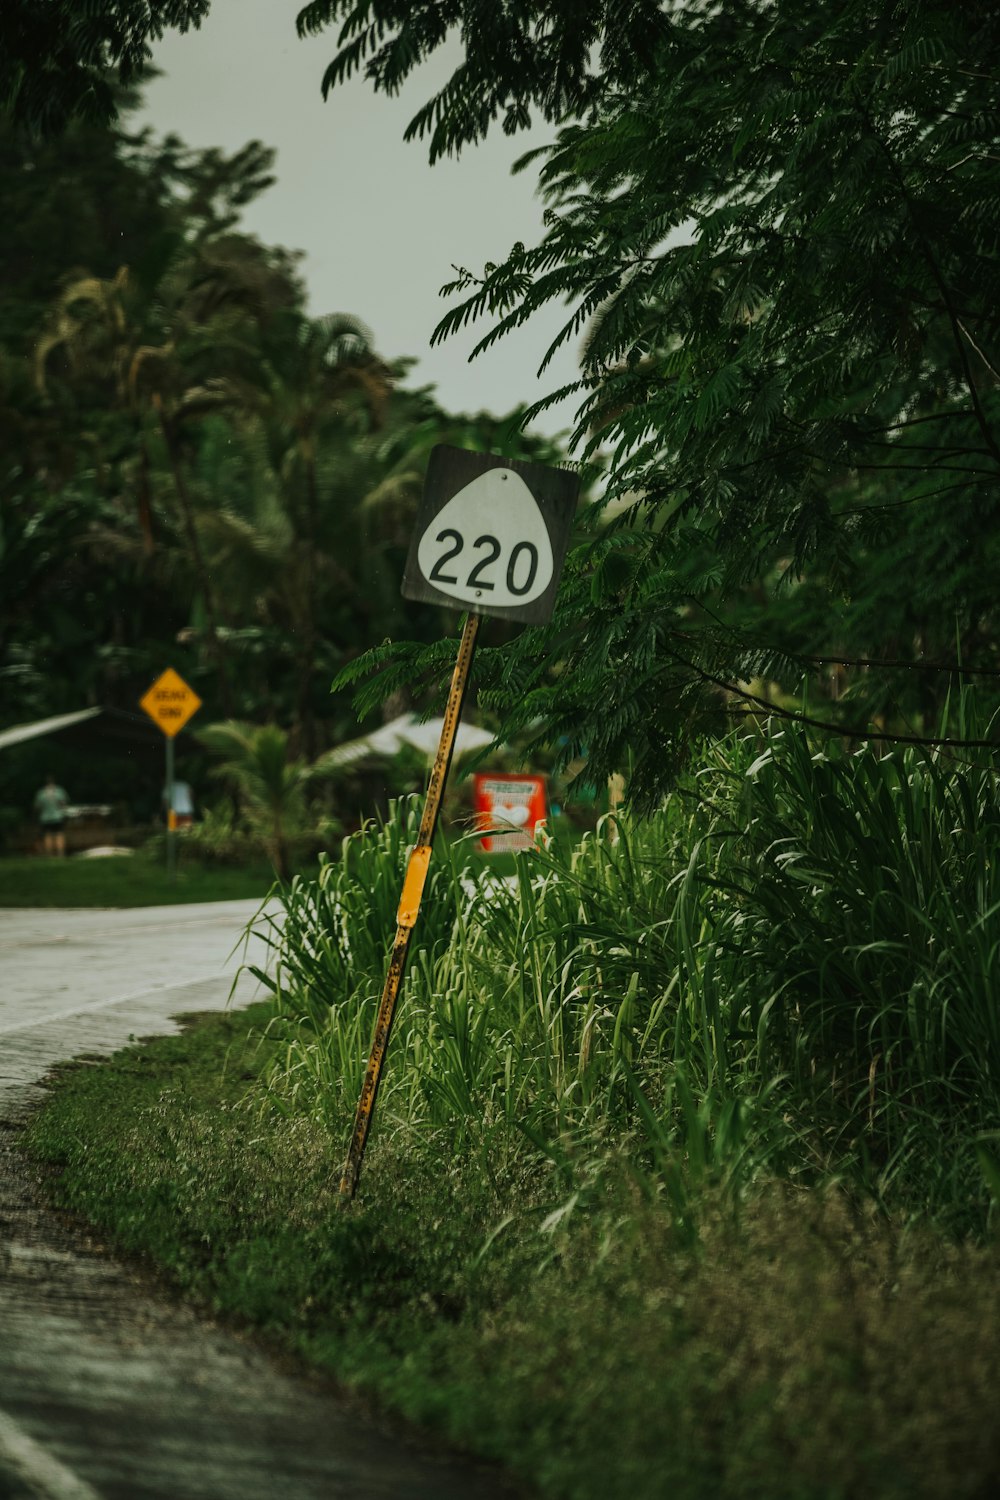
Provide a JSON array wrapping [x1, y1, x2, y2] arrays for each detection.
[[136, 0, 582, 439]]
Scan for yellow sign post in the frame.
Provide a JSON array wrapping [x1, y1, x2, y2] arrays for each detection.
[[339, 613, 480, 1202], [139, 667, 202, 739], [139, 668, 202, 876]]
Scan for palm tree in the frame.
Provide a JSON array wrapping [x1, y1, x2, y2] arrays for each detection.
[[197, 720, 308, 880], [228, 313, 392, 756], [34, 242, 306, 714]]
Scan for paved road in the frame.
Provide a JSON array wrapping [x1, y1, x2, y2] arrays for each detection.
[[0, 899, 272, 1116], [0, 902, 519, 1500]]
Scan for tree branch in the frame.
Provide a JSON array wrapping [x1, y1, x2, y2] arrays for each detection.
[[957, 320, 1000, 386], [865, 122, 1000, 469], [666, 649, 1000, 749]]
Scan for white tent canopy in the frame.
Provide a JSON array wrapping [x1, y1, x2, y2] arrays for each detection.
[[317, 712, 496, 771], [0, 708, 102, 752]]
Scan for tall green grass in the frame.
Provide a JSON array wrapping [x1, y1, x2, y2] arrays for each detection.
[[255, 727, 1000, 1234]]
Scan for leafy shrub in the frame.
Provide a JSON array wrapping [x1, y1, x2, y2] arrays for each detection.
[[258, 728, 1000, 1233]]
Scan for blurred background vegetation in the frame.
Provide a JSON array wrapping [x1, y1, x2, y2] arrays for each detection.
[[0, 85, 571, 856]]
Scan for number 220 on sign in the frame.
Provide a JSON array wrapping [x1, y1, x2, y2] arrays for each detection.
[[426, 528, 541, 599], [404, 448, 578, 625]]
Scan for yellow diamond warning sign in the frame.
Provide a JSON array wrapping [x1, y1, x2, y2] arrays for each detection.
[[139, 668, 202, 738]]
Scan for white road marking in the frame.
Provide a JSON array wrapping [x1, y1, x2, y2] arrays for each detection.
[[0, 1405, 102, 1500]]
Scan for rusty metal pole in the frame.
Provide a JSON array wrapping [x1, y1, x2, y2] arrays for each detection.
[[339, 612, 482, 1202]]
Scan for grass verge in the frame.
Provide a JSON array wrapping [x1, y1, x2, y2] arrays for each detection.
[[23, 1002, 1000, 1500], [0, 855, 275, 907]]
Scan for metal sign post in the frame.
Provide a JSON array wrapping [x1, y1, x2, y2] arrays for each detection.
[[339, 445, 579, 1202], [339, 611, 480, 1200], [138, 667, 202, 879], [165, 733, 177, 879]]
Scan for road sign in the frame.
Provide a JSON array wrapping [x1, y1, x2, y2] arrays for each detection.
[[341, 444, 577, 1202], [139, 668, 202, 739], [474, 774, 548, 851], [402, 445, 579, 625]]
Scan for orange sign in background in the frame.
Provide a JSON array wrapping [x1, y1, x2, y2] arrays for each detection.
[[139, 667, 202, 738], [473, 774, 548, 852]]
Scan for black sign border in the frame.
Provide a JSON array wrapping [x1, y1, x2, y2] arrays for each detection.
[[401, 445, 579, 626]]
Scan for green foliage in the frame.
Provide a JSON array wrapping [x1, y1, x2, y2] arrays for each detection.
[[263, 724, 1000, 1235], [0, 1, 210, 134], [0, 91, 564, 843], [197, 720, 314, 879], [0, 108, 298, 740], [22, 985, 1000, 1498], [249, 799, 468, 1112], [0, 110, 178, 351], [297, 0, 668, 162], [311, 0, 1000, 802], [151, 798, 262, 868]]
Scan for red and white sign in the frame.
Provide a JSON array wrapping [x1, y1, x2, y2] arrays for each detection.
[[473, 774, 548, 852]]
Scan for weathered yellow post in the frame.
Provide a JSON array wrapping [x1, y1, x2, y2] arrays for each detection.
[[339, 612, 480, 1201]]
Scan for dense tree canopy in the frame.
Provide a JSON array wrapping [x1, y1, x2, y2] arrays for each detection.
[[297, 0, 669, 160], [306, 0, 1000, 799], [0, 94, 562, 830], [5, 1, 1000, 806], [0, 1, 209, 133]]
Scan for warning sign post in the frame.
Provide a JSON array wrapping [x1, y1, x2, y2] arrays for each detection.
[[139, 667, 202, 738], [139, 668, 202, 877]]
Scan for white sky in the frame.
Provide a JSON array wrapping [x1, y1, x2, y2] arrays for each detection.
[[136, 0, 582, 439]]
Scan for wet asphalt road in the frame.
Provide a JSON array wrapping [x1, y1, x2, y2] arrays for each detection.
[[0, 898, 272, 1128], [0, 901, 520, 1500]]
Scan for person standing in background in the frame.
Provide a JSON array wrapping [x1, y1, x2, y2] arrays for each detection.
[[34, 774, 69, 857], [163, 779, 195, 829]]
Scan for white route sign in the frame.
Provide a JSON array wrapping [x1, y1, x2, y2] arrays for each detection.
[[402, 445, 578, 626]]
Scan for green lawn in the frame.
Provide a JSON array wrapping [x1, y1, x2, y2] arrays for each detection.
[[0, 855, 276, 907]]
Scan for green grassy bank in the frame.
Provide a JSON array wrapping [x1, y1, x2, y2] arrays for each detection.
[[0, 854, 274, 907], [24, 1001, 1000, 1500], [22, 723, 1000, 1498]]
